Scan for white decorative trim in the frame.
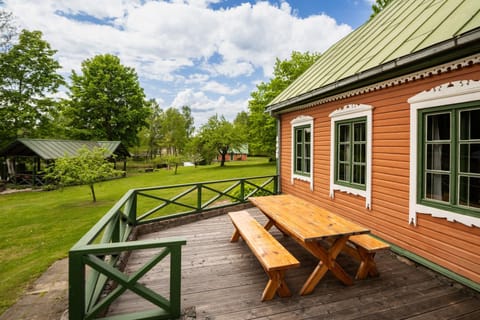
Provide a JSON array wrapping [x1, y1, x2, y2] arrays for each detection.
[[291, 115, 314, 190], [329, 104, 373, 209], [274, 54, 480, 115], [408, 80, 480, 228]]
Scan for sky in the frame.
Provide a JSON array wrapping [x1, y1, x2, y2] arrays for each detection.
[[2, 0, 374, 129]]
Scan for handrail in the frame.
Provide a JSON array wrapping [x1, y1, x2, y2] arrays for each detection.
[[68, 175, 278, 320]]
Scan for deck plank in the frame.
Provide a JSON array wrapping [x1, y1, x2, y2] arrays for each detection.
[[106, 209, 480, 319]]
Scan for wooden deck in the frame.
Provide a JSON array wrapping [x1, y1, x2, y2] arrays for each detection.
[[107, 209, 480, 319]]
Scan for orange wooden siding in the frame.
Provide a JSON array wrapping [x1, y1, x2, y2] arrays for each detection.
[[279, 63, 480, 284]]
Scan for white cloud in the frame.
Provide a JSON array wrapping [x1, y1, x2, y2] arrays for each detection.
[[170, 89, 247, 127], [201, 81, 247, 95], [3, 0, 354, 126]]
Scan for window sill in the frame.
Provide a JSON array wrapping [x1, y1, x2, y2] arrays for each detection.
[[410, 204, 480, 228], [330, 184, 371, 209]]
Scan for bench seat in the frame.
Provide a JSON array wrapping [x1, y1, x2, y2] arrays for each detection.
[[228, 210, 300, 301]]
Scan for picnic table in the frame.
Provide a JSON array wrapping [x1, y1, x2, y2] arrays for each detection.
[[249, 194, 370, 295]]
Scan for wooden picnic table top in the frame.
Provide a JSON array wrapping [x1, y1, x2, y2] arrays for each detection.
[[249, 194, 370, 242]]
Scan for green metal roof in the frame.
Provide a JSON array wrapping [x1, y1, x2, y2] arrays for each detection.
[[0, 139, 130, 160], [268, 0, 480, 112]]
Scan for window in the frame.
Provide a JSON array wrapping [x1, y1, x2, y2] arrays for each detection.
[[419, 104, 480, 214], [335, 118, 367, 188], [291, 115, 313, 190], [408, 80, 480, 227], [329, 104, 373, 209], [294, 125, 311, 176]]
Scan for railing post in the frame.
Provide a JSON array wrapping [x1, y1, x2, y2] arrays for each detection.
[[197, 184, 202, 212], [240, 179, 245, 202], [274, 175, 279, 194], [69, 251, 86, 320], [169, 245, 183, 318], [126, 191, 137, 226]]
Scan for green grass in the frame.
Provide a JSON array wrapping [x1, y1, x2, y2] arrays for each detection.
[[0, 157, 275, 314]]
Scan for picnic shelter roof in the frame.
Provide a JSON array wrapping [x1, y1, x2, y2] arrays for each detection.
[[268, 0, 480, 113], [0, 139, 130, 160]]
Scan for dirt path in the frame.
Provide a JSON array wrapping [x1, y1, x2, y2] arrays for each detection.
[[0, 259, 68, 320]]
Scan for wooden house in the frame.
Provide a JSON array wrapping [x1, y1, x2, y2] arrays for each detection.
[[216, 144, 249, 162], [267, 0, 480, 290]]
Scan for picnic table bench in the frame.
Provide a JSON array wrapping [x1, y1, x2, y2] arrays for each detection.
[[228, 210, 300, 301], [342, 234, 390, 279]]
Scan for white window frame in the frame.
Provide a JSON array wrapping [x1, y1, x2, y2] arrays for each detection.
[[291, 115, 314, 190], [408, 80, 480, 227], [329, 104, 373, 209]]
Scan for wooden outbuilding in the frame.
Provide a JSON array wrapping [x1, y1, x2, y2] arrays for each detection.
[[267, 0, 480, 290], [0, 138, 130, 186]]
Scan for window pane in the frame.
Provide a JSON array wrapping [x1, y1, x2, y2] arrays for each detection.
[[305, 158, 310, 173], [354, 122, 366, 142], [296, 129, 302, 143], [304, 128, 311, 142], [296, 158, 302, 172], [339, 144, 349, 162], [460, 143, 480, 174], [354, 143, 366, 163], [425, 173, 449, 202], [353, 164, 365, 184], [304, 143, 310, 158], [427, 113, 450, 141], [296, 143, 302, 157], [426, 144, 450, 171], [459, 176, 480, 209], [339, 124, 350, 142], [460, 109, 480, 140], [338, 163, 350, 181]]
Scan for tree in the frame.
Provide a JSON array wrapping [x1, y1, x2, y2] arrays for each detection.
[[248, 51, 320, 159], [233, 111, 249, 142], [45, 146, 122, 202], [158, 106, 194, 155], [65, 54, 150, 147], [138, 99, 163, 158], [370, 0, 393, 19], [0, 7, 17, 52], [0, 29, 64, 146], [199, 115, 242, 167]]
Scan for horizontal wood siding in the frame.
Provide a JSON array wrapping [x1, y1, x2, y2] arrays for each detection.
[[279, 63, 480, 284]]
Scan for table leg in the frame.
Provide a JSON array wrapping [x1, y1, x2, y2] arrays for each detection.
[[300, 236, 353, 295]]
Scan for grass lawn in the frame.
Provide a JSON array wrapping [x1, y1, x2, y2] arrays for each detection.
[[0, 157, 275, 314]]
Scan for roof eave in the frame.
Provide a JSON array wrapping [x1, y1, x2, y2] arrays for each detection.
[[267, 27, 480, 115]]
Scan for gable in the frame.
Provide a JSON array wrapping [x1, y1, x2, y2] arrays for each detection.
[[269, 0, 480, 113]]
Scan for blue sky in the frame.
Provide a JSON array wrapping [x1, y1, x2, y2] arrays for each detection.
[[3, 0, 374, 128]]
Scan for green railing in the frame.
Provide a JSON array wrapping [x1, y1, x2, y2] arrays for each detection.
[[69, 175, 278, 320]]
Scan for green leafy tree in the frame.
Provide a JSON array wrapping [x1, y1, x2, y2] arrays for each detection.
[[370, 0, 393, 19], [248, 51, 320, 159], [0, 29, 64, 146], [234, 111, 249, 143], [138, 99, 163, 158], [65, 54, 150, 147], [158, 106, 194, 155], [199, 114, 242, 167], [45, 146, 122, 202]]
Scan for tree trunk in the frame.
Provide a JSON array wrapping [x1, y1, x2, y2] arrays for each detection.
[[90, 184, 97, 202], [220, 152, 227, 167]]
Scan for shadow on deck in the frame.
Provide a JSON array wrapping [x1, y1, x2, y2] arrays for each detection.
[[107, 208, 480, 319]]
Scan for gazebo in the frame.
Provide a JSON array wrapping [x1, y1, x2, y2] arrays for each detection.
[[0, 138, 130, 186]]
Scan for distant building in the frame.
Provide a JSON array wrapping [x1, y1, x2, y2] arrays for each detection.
[[217, 144, 248, 162], [0, 138, 130, 186]]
